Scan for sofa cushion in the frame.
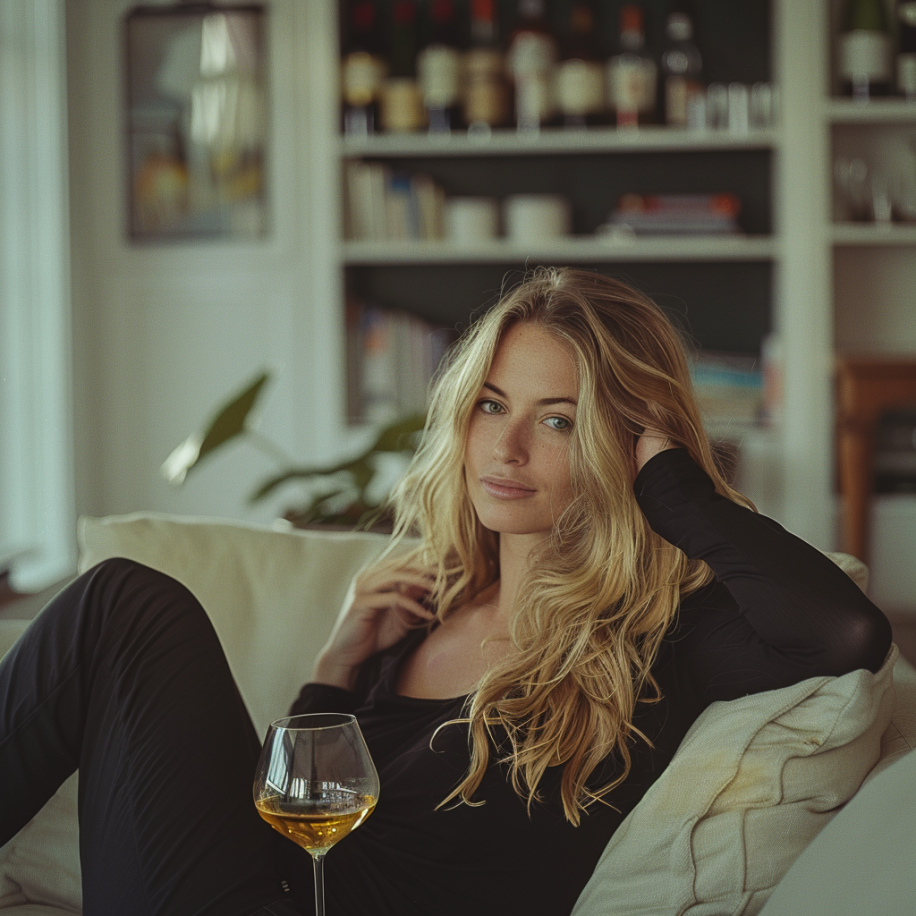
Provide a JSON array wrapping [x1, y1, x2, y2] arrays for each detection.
[[77, 512, 394, 738], [758, 746, 915, 916], [572, 645, 898, 916]]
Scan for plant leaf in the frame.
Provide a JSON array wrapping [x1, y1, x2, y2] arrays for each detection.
[[197, 371, 271, 462], [369, 412, 426, 453], [161, 371, 271, 485]]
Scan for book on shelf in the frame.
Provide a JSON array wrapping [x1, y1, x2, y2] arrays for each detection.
[[344, 162, 445, 242], [346, 299, 453, 424], [690, 350, 764, 427], [604, 193, 743, 236]]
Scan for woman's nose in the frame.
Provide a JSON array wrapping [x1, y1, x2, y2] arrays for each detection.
[[493, 419, 528, 464]]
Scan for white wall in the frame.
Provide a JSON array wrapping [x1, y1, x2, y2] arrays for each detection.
[[67, 0, 346, 525]]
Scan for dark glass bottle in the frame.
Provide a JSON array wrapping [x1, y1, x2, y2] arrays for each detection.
[[381, 0, 425, 132], [418, 0, 463, 133], [608, 4, 657, 129], [464, 0, 509, 135], [556, 0, 606, 129], [341, 0, 387, 136], [660, 11, 702, 126]]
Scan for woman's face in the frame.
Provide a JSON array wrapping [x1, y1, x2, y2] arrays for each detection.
[[464, 322, 578, 544]]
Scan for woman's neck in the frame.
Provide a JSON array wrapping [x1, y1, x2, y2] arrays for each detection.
[[494, 532, 548, 620]]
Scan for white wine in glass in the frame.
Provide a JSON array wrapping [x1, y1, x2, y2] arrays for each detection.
[[254, 713, 379, 916]]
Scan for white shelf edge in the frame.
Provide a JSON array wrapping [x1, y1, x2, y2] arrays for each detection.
[[340, 127, 780, 159], [826, 99, 916, 124], [832, 223, 916, 245], [342, 236, 777, 264]]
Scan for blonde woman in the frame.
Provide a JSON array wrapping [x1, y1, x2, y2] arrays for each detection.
[[0, 269, 891, 916]]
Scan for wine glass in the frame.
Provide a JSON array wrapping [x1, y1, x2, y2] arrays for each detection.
[[253, 713, 379, 916]]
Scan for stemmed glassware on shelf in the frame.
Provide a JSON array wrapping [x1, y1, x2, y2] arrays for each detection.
[[254, 713, 379, 916]]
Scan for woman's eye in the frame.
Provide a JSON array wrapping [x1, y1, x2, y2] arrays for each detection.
[[544, 416, 571, 431], [479, 399, 504, 415]]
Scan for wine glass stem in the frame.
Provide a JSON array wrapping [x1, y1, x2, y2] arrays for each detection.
[[312, 852, 327, 916]]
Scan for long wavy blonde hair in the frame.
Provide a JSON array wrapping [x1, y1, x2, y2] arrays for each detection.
[[382, 267, 753, 825]]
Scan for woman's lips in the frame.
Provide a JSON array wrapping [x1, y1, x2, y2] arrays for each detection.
[[480, 476, 537, 499]]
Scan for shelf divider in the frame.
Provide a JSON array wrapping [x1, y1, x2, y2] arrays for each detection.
[[341, 128, 779, 159], [341, 236, 777, 265]]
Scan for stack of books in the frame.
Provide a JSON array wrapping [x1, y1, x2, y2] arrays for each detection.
[[344, 163, 445, 242], [602, 193, 743, 236], [346, 299, 453, 424]]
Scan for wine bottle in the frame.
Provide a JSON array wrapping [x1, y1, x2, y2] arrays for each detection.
[[607, 4, 657, 129], [341, 0, 387, 137], [838, 0, 892, 100], [506, 0, 559, 134], [898, 0, 916, 100], [660, 12, 702, 127], [463, 0, 510, 135], [555, 0, 606, 129], [380, 0, 426, 132], [417, 0, 463, 133]]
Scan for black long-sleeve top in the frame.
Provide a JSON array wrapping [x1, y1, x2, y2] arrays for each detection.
[[279, 449, 892, 916]]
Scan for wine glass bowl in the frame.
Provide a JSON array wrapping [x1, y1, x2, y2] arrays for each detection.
[[254, 713, 379, 915]]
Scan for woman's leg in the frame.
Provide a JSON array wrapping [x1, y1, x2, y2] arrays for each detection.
[[0, 557, 303, 916]]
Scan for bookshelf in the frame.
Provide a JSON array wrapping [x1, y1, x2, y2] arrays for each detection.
[[299, 0, 915, 549]]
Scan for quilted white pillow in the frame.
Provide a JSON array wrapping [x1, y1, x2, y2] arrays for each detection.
[[572, 645, 898, 916]]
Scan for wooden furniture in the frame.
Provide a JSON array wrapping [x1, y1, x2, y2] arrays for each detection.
[[835, 356, 916, 564]]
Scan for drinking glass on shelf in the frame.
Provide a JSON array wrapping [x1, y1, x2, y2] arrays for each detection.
[[254, 713, 379, 916]]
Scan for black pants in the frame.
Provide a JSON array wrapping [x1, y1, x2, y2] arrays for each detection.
[[0, 558, 305, 916]]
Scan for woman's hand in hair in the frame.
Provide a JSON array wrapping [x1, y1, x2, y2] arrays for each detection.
[[311, 559, 435, 691], [634, 427, 676, 477]]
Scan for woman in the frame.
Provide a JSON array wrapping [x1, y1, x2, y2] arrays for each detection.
[[0, 268, 891, 916]]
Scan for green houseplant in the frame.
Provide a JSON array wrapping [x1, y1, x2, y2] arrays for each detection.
[[161, 371, 425, 528]]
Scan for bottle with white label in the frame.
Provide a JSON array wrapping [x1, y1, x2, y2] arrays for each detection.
[[556, 0, 606, 129], [838, 0, 892, 100], [506, 0, 559, 134], [341, 0, 388, 136], [607, 4, 657, 129], [417, 0, 463, 133]]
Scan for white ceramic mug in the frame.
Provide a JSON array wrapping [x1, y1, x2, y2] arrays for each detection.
[[444, 197, 500, 244], [503, 194, 572, 242]]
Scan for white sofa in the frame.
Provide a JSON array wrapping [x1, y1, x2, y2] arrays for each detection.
[[0, 512, 914, 916]]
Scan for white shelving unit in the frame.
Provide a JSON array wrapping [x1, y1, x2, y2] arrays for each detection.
[[301, 0, 913, 551]]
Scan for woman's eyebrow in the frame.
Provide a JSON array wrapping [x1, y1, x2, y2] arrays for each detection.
[[483, 381, 577, 407]]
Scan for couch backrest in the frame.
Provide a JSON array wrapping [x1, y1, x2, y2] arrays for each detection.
[[77, 513, 396, 738]]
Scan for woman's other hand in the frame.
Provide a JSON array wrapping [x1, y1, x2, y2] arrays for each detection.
[[311, 559, 435, 690], [634, 427, 676, 478]]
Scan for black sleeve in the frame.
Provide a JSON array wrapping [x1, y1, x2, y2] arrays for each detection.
[[634, 449, 892, 700]]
